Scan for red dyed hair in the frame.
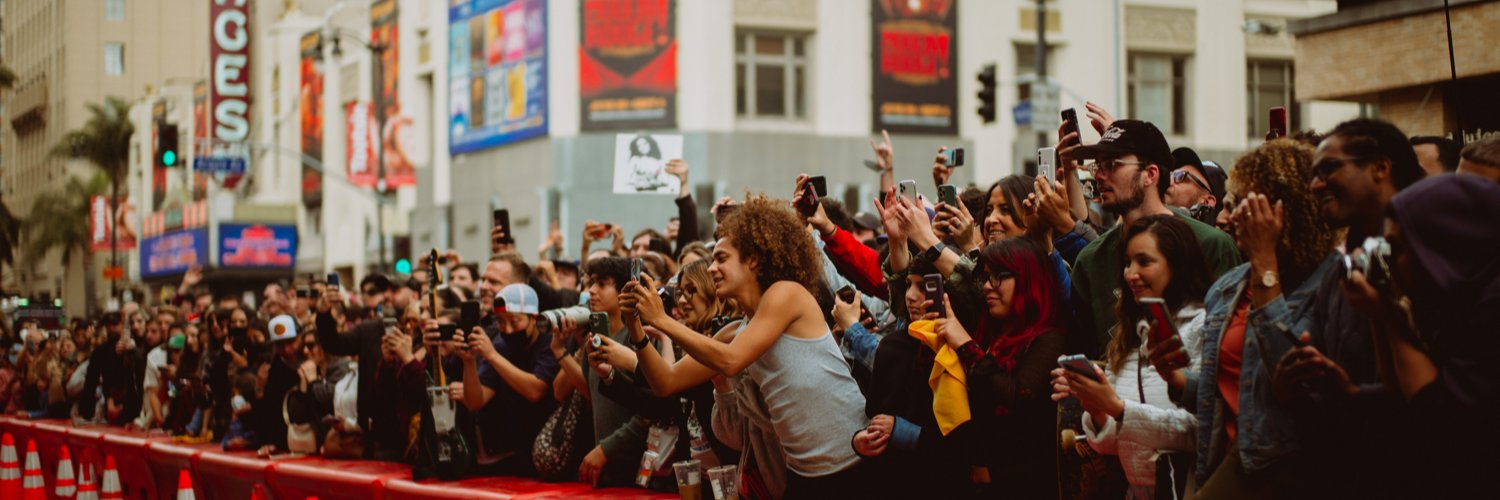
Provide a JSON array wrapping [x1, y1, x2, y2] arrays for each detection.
[[978, 237, 1065, 371]]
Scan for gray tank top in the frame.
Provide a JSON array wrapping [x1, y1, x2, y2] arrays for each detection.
[[743, 324, 866, 477]]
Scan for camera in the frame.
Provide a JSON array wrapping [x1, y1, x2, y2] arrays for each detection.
[[537, 305, 592, 335], [658, 285, 676, 317], [1345, 237, 1394, 294]]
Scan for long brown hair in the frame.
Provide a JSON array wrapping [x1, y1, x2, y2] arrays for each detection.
[[676, 259, 737, 332], [1105, 215, 1211, 372]]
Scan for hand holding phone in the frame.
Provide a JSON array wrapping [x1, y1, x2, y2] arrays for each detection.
[[937, 184, 959, 208], [1139, 297, 1178, 348], [1269, 107, 1288, 139], [1057, 354, 1102, 381], [942, 148, 965, 168], [1037, 147, 1058, 182], [898, 180, 918, 202], [493, 209, 514, 245], [923, 274, 946, 317]]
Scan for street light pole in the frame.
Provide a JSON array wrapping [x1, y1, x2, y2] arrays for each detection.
[[372, 42, 388, 272], [1035, 0, 1049, 176]]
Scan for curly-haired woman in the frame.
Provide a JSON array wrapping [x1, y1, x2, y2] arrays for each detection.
[[622, 196, 869, 498], [1149, 139, 1339, 496]]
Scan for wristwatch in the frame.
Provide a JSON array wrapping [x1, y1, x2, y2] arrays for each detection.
[[1257, 270, 1280, 289], [629, 335, 651, 351], [918, 241, 947, 264]]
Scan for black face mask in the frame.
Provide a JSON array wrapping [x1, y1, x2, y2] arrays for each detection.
[[499, 329, 528, 348], [228, 326, 248, 339]]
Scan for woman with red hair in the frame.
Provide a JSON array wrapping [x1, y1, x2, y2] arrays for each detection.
[[931, 236, 1065, 497]]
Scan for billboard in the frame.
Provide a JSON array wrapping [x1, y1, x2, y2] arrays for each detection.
[[220, 223, 298, 269], [370, 0, 415, 188], [346, 102, 378, 187], [579, 0, 676, 129], [300, 31, 324, 206], [448, 0, 549, 154], [140, 228, 208, 279], [90, 195, 137, 252], [871, 0, 957, 135], [209, 0, 252, 144]]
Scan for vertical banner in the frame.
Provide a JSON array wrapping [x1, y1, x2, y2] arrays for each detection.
[[209, 0, 252, 149], [579, 0, 676, 130], [347, 102, 378, 187], [447, 0, 549, 154], [871, 0, 957, 135], [191, 81, 210, 200], [370, 0, 415, 188], [300, 31, 324, 206], [90, 196, 137, 252]]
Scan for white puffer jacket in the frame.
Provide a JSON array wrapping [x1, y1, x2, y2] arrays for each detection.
[[1083, 305, 1204, 499]]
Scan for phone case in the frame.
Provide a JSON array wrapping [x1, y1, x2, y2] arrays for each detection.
[[923, 274, 945, 317]]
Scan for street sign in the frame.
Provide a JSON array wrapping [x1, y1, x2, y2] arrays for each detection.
[[1012, 101, 1032, 127], [103, 266, 125, 280], [194, 156, 247, 174], [1030, 83, 1061, 131]]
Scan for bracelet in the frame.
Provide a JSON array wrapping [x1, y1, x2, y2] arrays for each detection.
[[629, 335, 651, 351]]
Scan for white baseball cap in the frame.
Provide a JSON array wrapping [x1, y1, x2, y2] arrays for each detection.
[[268, 315, 298, 342]]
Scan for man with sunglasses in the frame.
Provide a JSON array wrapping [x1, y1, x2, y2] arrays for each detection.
[[1060, 119, 1242, 358], [1165, 147, 1228, 226]]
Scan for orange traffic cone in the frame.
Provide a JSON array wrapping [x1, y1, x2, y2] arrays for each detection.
[[175, 469, 196, 500], [75, 461, 98, 500], [0, 433, 19, 499], [55, 444, 77, 498], [21, 439, 44, 500], [99, 455, 123, 500], [250, 483, 268, 500]]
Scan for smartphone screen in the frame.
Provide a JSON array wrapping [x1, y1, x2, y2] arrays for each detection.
[[898, 180, 918, 202], [493, 209, 514, 244], [1270, 107, 1288, 139], [923, 273, 945, 317], [808, 176, 828, 197], [938, 184, 959, 207], [459, 300, 481, 332], [1037, 147, 1058, 182]]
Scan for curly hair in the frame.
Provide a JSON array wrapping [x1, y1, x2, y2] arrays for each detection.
[[718, 196, 825, 296], [1229, 139, 1336, 273]]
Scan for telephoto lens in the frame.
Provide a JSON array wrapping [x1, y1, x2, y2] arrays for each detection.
[[537, 305, 592, 335]]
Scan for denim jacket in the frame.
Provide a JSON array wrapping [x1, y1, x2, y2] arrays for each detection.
[[1181, 254, 1339, 483]]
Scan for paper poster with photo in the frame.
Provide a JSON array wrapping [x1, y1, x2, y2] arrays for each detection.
[[613, 133, 682, 195]]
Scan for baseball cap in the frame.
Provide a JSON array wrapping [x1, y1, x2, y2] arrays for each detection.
[[268, 315, 298, 342], [497, 284, 540, 315], [1199, 160, 1229, 203], [1073, 120, 1175, 173]]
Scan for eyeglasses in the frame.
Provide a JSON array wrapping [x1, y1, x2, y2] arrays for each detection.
[[1313, 156, 1364, 181], [1171, 170, 1211, 192], [1087, 159, 1147, 175], [986, 271, 1016, 289]]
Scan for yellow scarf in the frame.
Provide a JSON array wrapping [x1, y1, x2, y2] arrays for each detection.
[[907, 319, 971, 435]]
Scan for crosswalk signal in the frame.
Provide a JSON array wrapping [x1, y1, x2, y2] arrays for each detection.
[[977, 64, 997, 124], [156, 124, 180, 167]]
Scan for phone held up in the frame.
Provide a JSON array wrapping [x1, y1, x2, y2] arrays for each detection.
[[898, 179, 919, 203], [836, 284, 857, 304], [326, 272, 341, 291], [1061, 108, 1081, 142], [938, 184, 960, 208], [1138, 297, 1178, 348], [1037, 147, 1058, 183], [923, 274, 945, 317], [630, 257, 645, 284], [942, 147, 965, 168], [588, 312, 610, 348], [1269, 106, 1288, 139], [1057, 354, 1100, 381], [493, 209, 514, 245]]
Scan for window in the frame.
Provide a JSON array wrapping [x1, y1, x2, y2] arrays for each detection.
[[104, 43, 125, 76], [734, 32, 808, 120], [1014, 44, 1054, 103], [1128, 53, 1187, 136], [105, 0, 126, 22], [1247, 60, 1298, 137]]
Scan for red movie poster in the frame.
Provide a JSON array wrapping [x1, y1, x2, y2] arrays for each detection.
[[579, 0, 676, 130], [347, 102, 378, 188], [371, 0, 415, 188], [300, 31, 324, 206], [871, 0, 957, 135]]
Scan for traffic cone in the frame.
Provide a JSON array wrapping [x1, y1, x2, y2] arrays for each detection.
[[75, 462, 98, 500], [99, 455, 123, 500], [0, 433, 19, 499], [21, 440, 44, 500], [175, 469, 196, 500], [55, 444, 77, 499]]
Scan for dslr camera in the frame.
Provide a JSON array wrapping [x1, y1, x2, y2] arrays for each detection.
[[1345, 237, 1394, 295], [538, 305, 592, 335]]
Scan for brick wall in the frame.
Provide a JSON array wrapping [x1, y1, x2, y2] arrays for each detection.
[[1294, 1, 1500, 101]]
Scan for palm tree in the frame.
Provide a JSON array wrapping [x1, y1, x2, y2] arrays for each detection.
[[0, 63, 18, 294], [51, 96, 134, 298], [25, 173, 110, 315]]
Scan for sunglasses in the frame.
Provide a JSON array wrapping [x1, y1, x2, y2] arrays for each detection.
[[1171, 170, 1211, 192]]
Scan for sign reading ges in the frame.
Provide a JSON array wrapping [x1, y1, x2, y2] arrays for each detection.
[[211, 0, 252, 144]]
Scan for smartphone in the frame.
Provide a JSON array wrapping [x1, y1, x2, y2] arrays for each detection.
[[1057, 354, 1100, 380], [937, 184, 959, 208], [923, 273, 945, 317], [1269, 106, 1288, 139], [459, 300, 481, 332], [898, 180, 918, 202], [836, 284, 857, 304], [807, 176, 828, 197], [1061, 108, 1081, 142], [492, 209, 514, 244], [588, 312, 610, 347], [381, 317, 399, 334], [326, 272, 341, 290], [296, 286, 310, 299], [1139, 297, 1177, 347], [1037, 147, 1058, 182], [943, 148, 965, 168], [795, 189, 819, 217], [630, 258, 645, 284]]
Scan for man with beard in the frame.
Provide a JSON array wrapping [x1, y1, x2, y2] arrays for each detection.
[[1063, 120, 1242, 357], [456, 284, 558, 476]]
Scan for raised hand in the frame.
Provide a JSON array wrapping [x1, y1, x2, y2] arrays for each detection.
[[932, 146, 954, 187], [870, 129, 894, 172]]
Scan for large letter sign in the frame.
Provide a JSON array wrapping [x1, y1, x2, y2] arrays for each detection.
[[210, 1, 252, 143]]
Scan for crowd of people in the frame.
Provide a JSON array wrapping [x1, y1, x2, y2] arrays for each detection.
[[3, 104, 1498, 499]]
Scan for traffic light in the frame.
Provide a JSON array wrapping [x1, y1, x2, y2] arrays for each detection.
[[976, 64, 997, 124], [156, 123, 180, 167], [395, 258, 412, 275]]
